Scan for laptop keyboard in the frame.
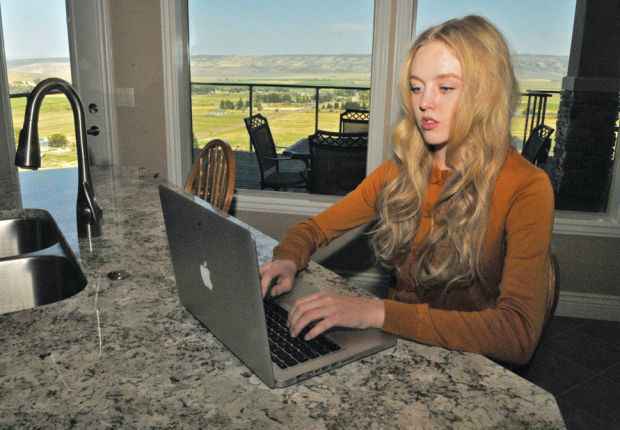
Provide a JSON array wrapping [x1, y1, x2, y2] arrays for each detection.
[[263, 300, 341, 369]]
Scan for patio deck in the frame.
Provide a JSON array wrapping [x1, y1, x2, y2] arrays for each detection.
[[234, 150, 308, 193]]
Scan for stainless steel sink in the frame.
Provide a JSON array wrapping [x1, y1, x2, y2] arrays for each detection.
[[0, 214, 59, 259], [0, 255, 87, 314], [0, 209, 88, 315]]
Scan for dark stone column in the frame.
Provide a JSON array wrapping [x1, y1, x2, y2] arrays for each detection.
[[552, 0, 620, 212]]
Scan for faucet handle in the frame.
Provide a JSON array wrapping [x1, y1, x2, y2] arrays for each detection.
[[87, 126, 100, 136]]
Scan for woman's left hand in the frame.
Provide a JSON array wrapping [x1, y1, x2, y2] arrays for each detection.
[[288, 292, 385, 340]]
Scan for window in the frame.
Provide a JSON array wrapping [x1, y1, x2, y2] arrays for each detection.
[[0, 0, 75, 168], [415, 1, 619, 218], [187, 0, 374, 195], [165, 1, 619, 235]]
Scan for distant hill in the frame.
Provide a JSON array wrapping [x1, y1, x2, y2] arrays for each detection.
[[190, 54, 569, 81], [6, 57, 71, 89], [6, 54, 569, 89], [513, 54, 569, 80], [7, 57, 69, 67], [190, 54, 372, 79]]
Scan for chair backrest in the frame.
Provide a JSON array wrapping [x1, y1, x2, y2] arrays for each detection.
[[184, 139, 236, 213], [522, 124, 554, 167], [339, 109, 370, 134], [243, 114, 279, 181], [308, 130, 368, 195]]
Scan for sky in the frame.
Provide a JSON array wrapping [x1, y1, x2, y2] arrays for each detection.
[[0, 0, 69, 60], [0, 0, 577, 60]]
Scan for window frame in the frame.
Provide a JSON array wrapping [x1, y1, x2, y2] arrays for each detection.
[[162, 0, 620, 238]]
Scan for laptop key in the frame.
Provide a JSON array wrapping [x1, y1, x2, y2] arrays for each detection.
[[271, 353, 288, 369], [285, 346, 310, 363], [264, 300, 341, 367], [271, 344, 298, 367]]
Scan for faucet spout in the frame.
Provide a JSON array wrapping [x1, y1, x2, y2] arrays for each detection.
[[15, 77, 103, 238]]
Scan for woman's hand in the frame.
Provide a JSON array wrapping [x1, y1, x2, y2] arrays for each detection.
[[288, 292, 385, 340], [259, 259, 297, 298]]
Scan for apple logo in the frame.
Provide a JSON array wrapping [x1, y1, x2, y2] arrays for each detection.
[[200, 261, 213, 290]]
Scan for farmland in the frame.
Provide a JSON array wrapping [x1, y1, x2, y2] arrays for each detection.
[[7, 54, 566, 168]]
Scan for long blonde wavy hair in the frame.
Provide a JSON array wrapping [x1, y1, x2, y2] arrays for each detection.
[[371, 15, 520, 292]]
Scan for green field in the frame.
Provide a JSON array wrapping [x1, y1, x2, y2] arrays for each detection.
[[10, 94, 78, 169], [9, 78, 562, 168]]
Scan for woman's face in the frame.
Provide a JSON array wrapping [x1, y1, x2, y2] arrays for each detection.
[[409, 41, 463, 147]]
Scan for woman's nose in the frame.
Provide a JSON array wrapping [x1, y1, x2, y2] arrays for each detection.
[[419, 89, 436, 111]]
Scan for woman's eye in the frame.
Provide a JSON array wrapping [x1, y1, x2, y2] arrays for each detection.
[[409, 84, 422, 94], [439, 86, 455, 93]]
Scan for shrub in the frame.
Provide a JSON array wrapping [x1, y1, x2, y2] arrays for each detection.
[[48, 133, 68, 148], [343, 101, 361, 110]]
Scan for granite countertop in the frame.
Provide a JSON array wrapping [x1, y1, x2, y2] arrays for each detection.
[[0, 166, 566, 429]]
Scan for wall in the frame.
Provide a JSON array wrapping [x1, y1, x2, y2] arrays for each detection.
[[108, 0, 167, 176], [551, 235, 620, 296], [0, 13, 20, 211], [0, 126, 20, 210]]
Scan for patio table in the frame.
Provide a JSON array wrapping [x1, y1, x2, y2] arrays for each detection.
[[283, 137, 310, 164]]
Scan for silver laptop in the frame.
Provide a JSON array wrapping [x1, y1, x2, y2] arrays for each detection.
[[159, 184, 396, 388]]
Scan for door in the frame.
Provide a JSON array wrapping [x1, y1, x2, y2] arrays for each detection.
[[66, 0, 114, 166], [0, 0, 113, 168]]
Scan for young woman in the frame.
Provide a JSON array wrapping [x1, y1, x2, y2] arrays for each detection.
[[259, 15, 555, 365]]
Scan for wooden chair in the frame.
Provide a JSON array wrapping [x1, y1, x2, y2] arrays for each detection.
[[243, 114, 308, 191], [544, 253, 561, 330], [184, 139, 236, 213], [308, 130, 368, 195], [339, 109, 370, 134]]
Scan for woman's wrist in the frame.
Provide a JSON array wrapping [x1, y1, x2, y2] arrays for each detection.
[[369, 298, 386, 328]]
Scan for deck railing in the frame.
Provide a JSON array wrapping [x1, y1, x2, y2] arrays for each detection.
[[191, 81, 370, 151], [190, 81, 559, 154], [521, 90, 560, 147]]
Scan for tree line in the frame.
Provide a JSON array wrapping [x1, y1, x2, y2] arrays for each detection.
[[218, 91, 368, 111]]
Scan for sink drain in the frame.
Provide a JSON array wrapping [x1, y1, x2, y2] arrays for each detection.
[[107, 270, 130, 281]]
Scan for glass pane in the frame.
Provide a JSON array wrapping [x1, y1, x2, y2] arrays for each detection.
[[414, 1, 605, 210], [0, 0, 75, 168], [416, 1, 575, 149], [188, 0, 374, 194]]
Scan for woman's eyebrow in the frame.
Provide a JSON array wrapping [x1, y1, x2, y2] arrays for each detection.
[[409, 73, 462, 81], [437, 73, 462, 80]]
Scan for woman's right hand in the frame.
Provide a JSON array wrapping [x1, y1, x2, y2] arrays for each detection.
[[259, 259, 297, 298]]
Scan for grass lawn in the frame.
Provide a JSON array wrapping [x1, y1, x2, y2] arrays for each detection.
[[11, 94, 78, 169]]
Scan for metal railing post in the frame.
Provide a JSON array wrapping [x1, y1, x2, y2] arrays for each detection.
[[249, 84, 253, 151], [314, 88, 320, 132], [523, 94, 533, 147]]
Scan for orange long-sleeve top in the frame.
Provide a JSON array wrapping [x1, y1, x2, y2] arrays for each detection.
[[273, 147, 555, 365]]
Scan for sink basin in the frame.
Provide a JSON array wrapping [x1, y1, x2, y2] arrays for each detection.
[[0, 209, 88, 315], [0, 214, 59, 259], [0, 255, 87, 314]]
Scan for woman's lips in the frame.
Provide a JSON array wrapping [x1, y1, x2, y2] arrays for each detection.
[[421, 118, 439, 130]]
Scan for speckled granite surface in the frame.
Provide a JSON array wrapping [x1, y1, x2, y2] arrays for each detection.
[[0, 167, 566, 429]]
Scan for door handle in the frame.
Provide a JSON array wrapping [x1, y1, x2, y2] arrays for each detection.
[[87, 126, 100, 136]]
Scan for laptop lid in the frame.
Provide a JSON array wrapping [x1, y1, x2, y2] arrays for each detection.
[[159, 184, 396, 388], [159, 184, 276, 387]]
